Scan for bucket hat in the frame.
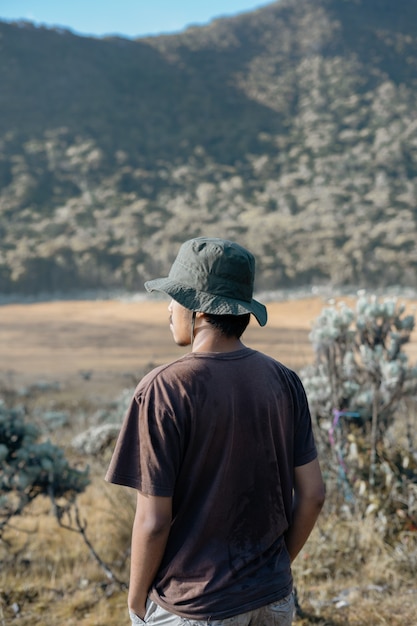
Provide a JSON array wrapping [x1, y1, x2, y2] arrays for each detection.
[[145, 237, 267, 326]]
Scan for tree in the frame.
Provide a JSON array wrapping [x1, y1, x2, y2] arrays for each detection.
[[301, 294, 417, 534]]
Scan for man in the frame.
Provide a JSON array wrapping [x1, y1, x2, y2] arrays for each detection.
[[106, 237, 325, 625]]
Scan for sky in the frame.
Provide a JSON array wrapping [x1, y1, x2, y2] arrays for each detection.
[[0, 1, 273, 39]]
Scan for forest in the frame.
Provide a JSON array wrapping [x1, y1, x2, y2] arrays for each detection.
[[0, 0, 417, 295]]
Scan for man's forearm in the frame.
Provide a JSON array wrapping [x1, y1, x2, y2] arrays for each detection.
[[128, 494, 172, 618], [285, 459, 325, 563], [285, 494, 323, 562]]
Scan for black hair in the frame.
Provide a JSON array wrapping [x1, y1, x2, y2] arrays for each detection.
[[204, 313, 251, 338]]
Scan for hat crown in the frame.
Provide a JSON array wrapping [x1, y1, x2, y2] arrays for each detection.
[[144, 237, 267, 326], [169, 238, 254, 302]]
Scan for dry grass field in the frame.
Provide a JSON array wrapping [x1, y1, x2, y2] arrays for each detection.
[[0, 297, 329, 389], [1, 296, 417, 625]]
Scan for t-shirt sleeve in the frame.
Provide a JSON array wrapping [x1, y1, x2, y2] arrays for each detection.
[[105, 374, 184, 496], [290, 371, 318, 467]]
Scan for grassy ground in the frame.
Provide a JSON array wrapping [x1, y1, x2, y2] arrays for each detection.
[[1, 297, 417, 625], [2, 473, 416, 625]]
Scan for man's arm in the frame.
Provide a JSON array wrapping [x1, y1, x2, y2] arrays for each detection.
[[128, 491, 172, 618], [285, 457, 325, 563]]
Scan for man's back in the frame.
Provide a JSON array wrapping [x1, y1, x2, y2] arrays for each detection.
[[107, 347, 317, 619]]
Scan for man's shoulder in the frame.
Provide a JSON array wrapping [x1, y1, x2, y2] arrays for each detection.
[[256, 350, 295, 372], [256, 351, 306, 387], [134, 355, 194, 394]]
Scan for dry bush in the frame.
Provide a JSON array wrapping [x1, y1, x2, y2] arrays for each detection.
[[290, 394, 417, 625], [292, 511, 417, 625], [0, 471, 135, 625]]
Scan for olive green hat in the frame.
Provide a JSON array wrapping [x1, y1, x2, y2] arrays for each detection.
[[144, 237, 267, 326]]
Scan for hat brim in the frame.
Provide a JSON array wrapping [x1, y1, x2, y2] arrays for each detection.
[[145, 278, 267, 326]]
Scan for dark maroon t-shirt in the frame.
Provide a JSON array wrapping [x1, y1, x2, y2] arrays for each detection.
[[106, 347, 317, 619]]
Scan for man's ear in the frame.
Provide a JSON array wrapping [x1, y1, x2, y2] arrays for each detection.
[[194, 311, 208, 328]]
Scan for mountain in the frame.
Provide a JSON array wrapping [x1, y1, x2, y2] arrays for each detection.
[[1, 0, 417, 296]]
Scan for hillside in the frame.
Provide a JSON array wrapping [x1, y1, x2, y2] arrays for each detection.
[[1, 0, 417, 296]]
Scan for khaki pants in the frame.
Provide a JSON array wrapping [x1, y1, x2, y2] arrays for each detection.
[[129, 594, 294, 626]]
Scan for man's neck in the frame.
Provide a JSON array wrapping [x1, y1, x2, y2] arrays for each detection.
[[191, 330, 244, 354]]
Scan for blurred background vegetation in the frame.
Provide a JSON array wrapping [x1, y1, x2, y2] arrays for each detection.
[[1, 0, 417, 296]]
